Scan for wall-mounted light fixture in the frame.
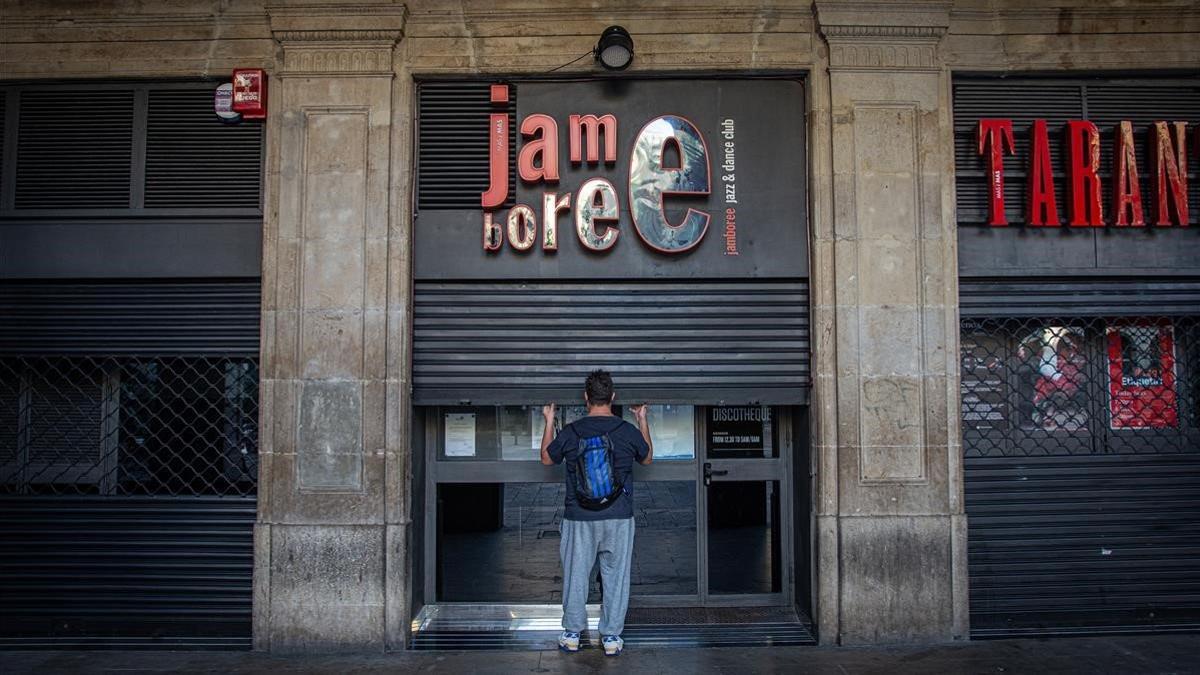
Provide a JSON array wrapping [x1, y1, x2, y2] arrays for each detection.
[[595, 26, 634, 71]]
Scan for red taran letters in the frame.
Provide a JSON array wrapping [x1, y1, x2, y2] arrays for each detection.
[[976, 118, 1192, 227]]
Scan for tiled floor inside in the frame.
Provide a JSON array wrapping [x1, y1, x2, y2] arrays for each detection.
[[439, 481, 703, 602]]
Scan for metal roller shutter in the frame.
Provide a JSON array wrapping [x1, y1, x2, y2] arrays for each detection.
[[144, 88, 263, 209], [960, 278, 1200, 318], [0, 497, 256, 648], [412, 280, 810, 405], [955, 75, 1200, 637], [966, 453, 1200, 637], [0, 281, 261, 357], [958, 287, 1200, 636], [1, 80, 262, 648], [14, 89, 135, 209], [417, 81, 514, 210], [0, 281, 260, 647]]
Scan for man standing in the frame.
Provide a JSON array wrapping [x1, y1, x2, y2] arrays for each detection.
[[540, 369, 653, 656]]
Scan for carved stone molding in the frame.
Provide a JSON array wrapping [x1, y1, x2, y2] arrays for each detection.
[[274, 30, 404, 43], [828, 40, 939, 71], [816, 0, 950, 72], [269, 3, 406, 76], [280, 47, 397, 76], [821, 24, 946, 39]]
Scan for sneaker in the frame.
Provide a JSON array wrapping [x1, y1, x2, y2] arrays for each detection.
[[602, 635, 623, 656], [558, 631, 581, 652]]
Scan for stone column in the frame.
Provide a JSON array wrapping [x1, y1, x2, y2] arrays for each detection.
[[255, 3, 408, 652], [812, 1, 968, 644]]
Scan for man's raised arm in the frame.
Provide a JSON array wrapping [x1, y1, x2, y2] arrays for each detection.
[[632, 404, 653, 465], [540, 403, 557, 465]]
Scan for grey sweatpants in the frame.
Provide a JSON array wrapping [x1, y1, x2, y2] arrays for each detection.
[[559, 517, 635, 636]]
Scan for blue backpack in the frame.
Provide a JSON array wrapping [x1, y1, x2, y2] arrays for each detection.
[[571, 420, 626, 510]]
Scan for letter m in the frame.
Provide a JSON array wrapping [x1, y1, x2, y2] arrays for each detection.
[[569, 114, 617, 164]]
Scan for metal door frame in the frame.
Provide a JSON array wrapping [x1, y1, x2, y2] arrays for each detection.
[[696, 407, 794, 607]]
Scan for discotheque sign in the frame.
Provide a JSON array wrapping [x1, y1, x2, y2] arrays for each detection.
[[414, 79, 808, 280]]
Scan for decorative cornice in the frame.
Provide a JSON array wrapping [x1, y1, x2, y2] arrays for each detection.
[[279, 46, 396, 76], [273, 30, 403, 43], [268, 3, 406, 76], [821, 24, 946, 39], [828, 41, 939, 71], [815, 1, 949, 71]]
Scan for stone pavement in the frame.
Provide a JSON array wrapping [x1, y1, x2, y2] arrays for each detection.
[[2, 634, 1198, 674]]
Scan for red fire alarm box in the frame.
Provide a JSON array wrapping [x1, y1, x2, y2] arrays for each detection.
[[232, 69, 267, 120]]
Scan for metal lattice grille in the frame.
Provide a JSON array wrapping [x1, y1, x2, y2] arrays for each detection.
[[0, 356, 258, 496], [961, 316, 1200, 456]]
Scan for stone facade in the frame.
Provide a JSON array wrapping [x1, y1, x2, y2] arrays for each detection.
[[3, 0, 1198, 651]]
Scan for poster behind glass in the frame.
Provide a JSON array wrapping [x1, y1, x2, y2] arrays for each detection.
[[1015, 325, 1089, 432], [1107, 323, 1178, 429], [960, 324, 1008, 433], [440, 406, 543, 460]]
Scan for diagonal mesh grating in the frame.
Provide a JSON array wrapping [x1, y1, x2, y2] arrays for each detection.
[[961, 316, 1200, 457], [0, 356, 258, 497]]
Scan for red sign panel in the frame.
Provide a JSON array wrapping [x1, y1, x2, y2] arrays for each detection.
[[232, 69, 268, 120], [1106, 322, 1178, 429]]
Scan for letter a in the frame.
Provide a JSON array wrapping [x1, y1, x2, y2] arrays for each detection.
[[518, 114, 559, 183]]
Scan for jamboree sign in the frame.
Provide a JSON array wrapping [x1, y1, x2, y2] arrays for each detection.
[[413, 79, 808, 281]]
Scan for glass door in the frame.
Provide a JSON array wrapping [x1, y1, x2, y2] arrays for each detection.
[[701, 406, 792, 605]]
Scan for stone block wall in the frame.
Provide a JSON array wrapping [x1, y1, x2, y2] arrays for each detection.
[[2, 0, 1198, 651]]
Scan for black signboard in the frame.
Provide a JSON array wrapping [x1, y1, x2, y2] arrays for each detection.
[[708, 405, 769, 457], [953, 76, 1200, 277], [415, 78, 807, 280]]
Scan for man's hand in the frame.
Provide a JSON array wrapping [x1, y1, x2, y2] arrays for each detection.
[[540, 403, 557, 466], [630, 404, 653, 465]]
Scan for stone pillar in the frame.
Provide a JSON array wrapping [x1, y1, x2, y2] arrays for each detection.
[[812, 1, 968, 644], [255, 3, 408, 652]]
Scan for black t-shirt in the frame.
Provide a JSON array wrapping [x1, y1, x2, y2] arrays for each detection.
[[547, 414, 650, 521]]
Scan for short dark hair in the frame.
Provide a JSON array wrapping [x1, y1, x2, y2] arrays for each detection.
[[584, 369, 614, 406]]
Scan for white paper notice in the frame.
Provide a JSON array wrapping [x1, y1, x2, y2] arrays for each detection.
[[531, 409, 543, 451], [444, 413, 477, 457]]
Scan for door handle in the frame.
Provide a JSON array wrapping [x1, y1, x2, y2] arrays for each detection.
[[703, 462, 729, 486]]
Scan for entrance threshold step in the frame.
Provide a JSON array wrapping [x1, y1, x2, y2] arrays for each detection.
[[409, 604, 816, 651]]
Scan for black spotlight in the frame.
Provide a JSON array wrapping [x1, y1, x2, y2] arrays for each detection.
[[595, 25, 634, 70]]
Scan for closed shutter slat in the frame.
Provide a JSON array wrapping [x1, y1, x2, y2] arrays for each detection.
[[959, 278, 1200, 317], [0, 496, 255, 646], [14, 91, 134, 209], [144, 89, 262, 209], [412, 281, 810, 405], [0, 282, 261, 357], [417, 82, 515, 210], [967, 453, 1200, 634]]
